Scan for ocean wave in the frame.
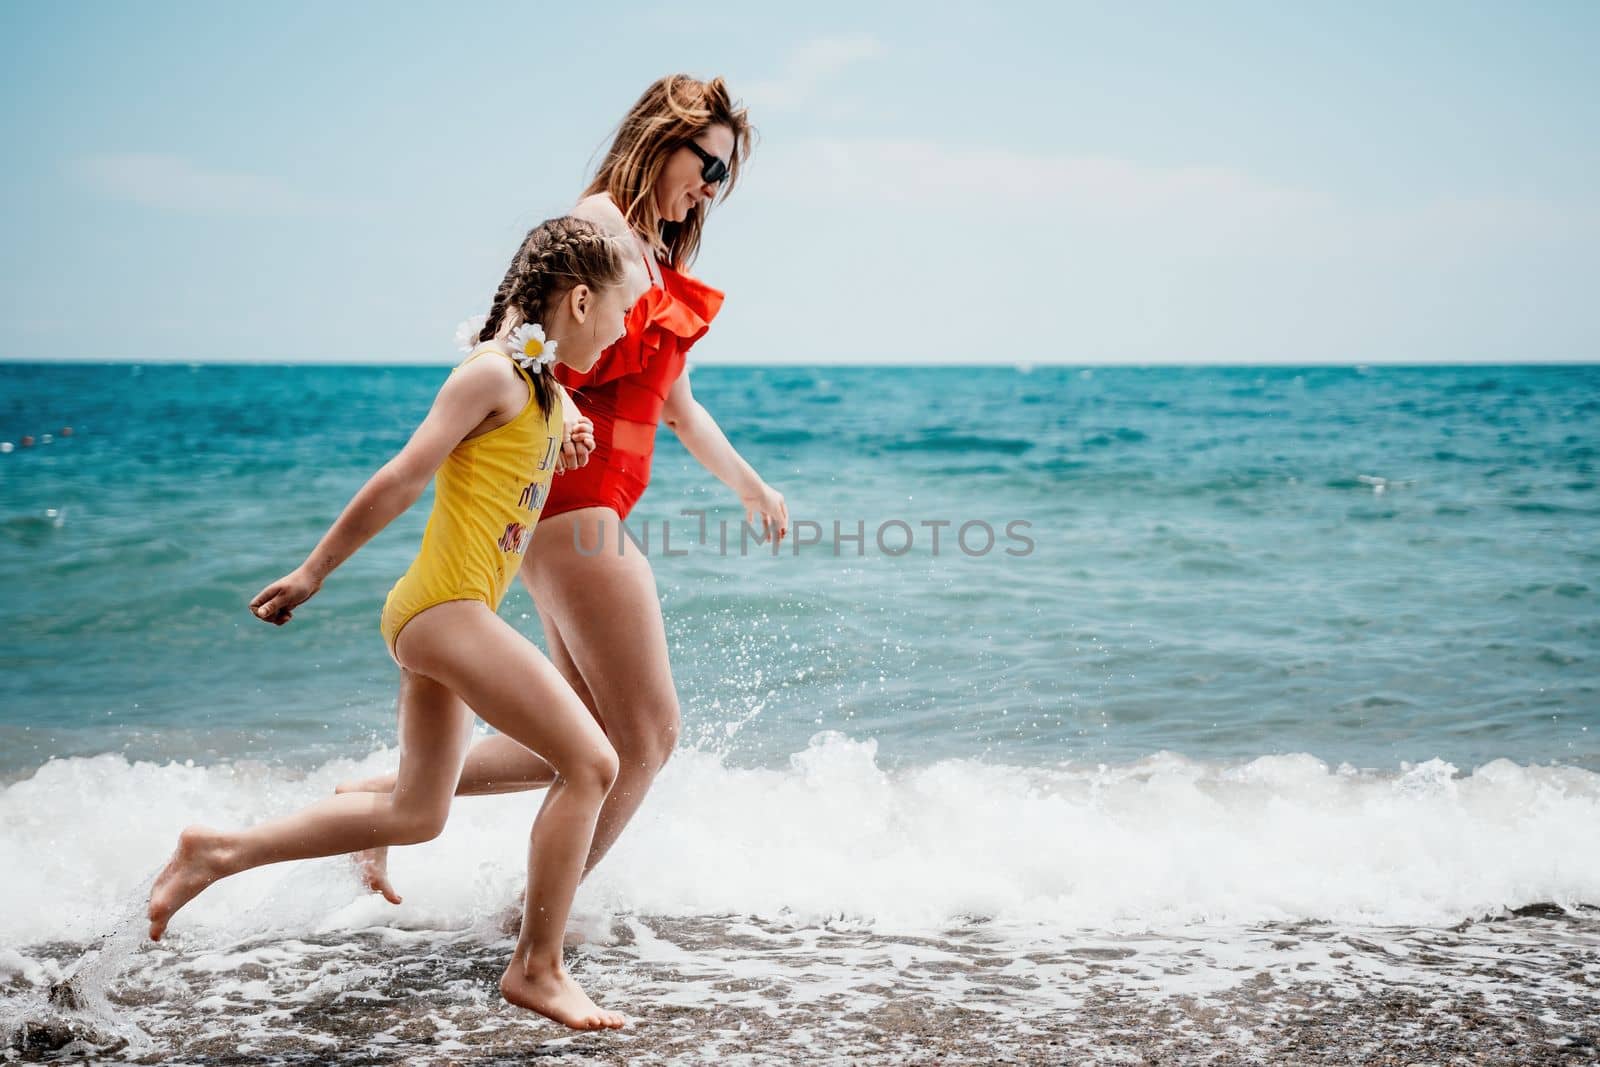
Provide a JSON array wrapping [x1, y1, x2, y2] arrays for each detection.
[[2, 735, 1597, 950]]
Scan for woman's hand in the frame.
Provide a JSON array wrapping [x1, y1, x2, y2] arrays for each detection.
[[556, 415, 595, 473], [554, 386, 594, 473], [249, 568, 323, 626], [740, 481, 789, 544]]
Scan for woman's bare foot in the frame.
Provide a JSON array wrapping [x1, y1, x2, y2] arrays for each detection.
[[147, 826, 233, 940], [334, 780, 403, 905], [499, 958, 624, 1031], [351, 846, 401, 904]]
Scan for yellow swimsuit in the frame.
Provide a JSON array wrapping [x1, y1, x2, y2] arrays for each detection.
[[380, 346, 564, 658]]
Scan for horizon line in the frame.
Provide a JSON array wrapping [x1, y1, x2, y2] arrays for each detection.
[[1, 357, 1596, 370]]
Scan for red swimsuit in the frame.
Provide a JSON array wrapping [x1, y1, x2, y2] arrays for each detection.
[[545, 260, 724, 520]]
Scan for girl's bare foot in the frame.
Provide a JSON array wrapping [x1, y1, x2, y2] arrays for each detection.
[[499, 958, 624, 1031], [147, 827, 233, 940]]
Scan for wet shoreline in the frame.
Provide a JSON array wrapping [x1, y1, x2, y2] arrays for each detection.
[[6, 909, 1597, 1064]]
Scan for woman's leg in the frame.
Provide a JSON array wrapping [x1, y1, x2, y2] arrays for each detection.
[[395, 600, 623, 1030], [337, 732, 561, 799], [147, 669, 475, 939], [522, 507, 681, 876]]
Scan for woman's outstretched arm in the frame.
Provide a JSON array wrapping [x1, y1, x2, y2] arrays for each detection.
[[662, 369, 789, 543]]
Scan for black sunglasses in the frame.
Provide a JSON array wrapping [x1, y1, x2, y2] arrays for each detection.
[[683, 140, 729, 185]]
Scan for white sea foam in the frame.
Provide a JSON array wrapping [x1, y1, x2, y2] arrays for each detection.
[[1, 734, 1597, 950]]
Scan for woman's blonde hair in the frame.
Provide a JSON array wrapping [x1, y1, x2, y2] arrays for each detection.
[[585, 74, 754, 269]]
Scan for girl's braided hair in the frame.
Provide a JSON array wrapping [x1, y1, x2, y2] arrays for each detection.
[[478, 216, 630, 417]]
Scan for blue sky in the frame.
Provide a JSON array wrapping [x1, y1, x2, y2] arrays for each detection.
[[1, 1, 1595, 364]]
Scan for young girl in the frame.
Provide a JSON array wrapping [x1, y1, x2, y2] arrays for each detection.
[[145, 216, 641, 1032]]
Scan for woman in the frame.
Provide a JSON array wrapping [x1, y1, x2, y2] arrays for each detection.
[[341, 74, 787, 901]]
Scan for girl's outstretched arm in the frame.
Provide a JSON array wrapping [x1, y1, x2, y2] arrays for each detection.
[[661, 368, 789, 543], [251, 359, 519, 624]]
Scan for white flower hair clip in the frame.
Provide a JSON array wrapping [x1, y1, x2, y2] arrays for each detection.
[[454, 315, 489, 355], [507, 322, 559, 374]]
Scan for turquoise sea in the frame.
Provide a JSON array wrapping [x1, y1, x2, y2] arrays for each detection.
[[3, 362, 1596, 774], [2, 362, 1597, 1063]]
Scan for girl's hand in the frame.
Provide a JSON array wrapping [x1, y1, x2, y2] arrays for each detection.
[[556, 415, 595, 474], [740, 481, 789, 544], [249, 568, 322, 626]]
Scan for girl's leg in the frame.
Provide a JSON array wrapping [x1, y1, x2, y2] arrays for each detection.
[[336, 610, 594, 800], [521, 507, 681, 876], [334, 613, 592, 900], [332, 506, 673, 892], [338, 733, 558, 903], [147, 670, 474, 939], [395, 600, 624, 1030]]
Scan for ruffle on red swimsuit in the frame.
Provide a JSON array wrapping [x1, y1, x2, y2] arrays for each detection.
[[545, 261, 724, 521]]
